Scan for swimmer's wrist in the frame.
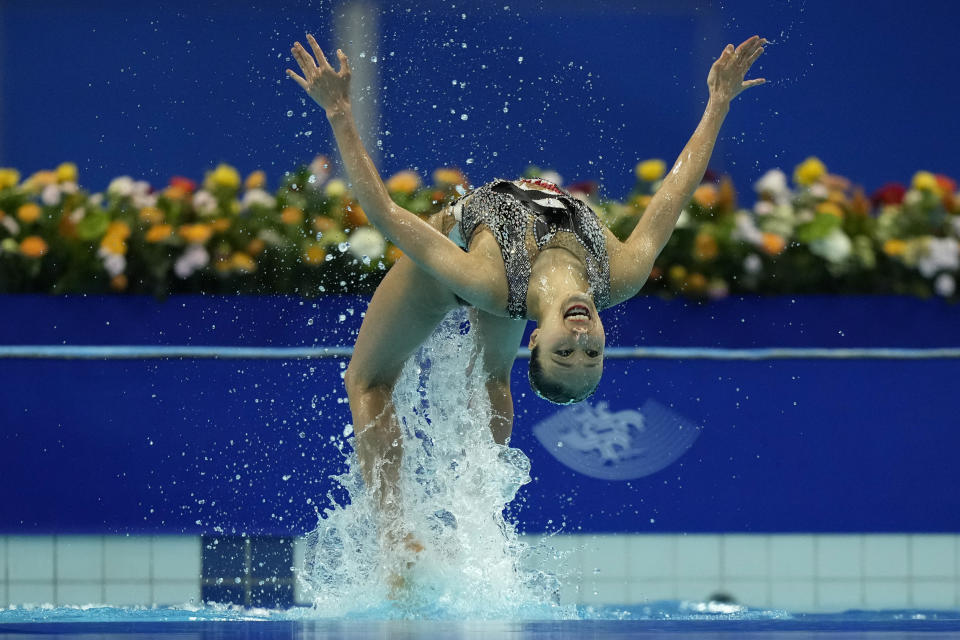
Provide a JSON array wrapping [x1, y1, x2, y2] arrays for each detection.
[[706, 95, 731, 114], [325, 102, 354, 122]]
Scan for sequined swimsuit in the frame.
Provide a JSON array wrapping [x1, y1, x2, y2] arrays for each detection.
[[445, 178, 610, 319]]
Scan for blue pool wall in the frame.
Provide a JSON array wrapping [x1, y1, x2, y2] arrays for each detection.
[[2, 294, 958, 536]]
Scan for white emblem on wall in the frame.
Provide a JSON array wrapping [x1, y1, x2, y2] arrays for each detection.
[[531, 399, 701, 480]]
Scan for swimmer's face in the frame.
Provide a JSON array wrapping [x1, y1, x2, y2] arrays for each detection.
[[528, 293, 605, 402]]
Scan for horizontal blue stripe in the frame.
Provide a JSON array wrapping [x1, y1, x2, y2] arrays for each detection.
[[3, 345, 960, 360]]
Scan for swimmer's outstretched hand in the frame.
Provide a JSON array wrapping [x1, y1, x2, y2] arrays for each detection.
[[286, 34, 352, 116], [707, 35, 767, 103]]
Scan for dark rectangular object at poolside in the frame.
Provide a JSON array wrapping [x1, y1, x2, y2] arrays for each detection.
[[0, 295, 958, 535], [200, 535, 294, 608]]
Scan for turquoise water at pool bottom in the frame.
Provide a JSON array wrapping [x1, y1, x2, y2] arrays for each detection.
[[1, 601, 959, 639]]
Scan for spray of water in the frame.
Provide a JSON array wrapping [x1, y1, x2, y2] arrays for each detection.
[[299, 309, 576, 620]]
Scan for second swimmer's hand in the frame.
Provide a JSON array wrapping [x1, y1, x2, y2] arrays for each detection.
[[286, 34, 352, 116], [707, 35, 767, 104]]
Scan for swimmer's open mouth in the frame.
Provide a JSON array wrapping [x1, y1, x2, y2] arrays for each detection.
[[564, 304, 590, 321]]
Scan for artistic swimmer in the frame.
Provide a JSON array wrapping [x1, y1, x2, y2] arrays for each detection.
[[287, 33, 765, 567]]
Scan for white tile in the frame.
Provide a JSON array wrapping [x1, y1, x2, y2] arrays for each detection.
[[104, 537, 151, 580], [628, 579, 675, 603], [7, 536, 54, 581], [911, 535, 955, 579], [0, 579, 6, 608], [864, 579, 910, 609], [579, 578, 629, 605], [770, 536, 815, 579], [911, 579, 957, 609], [676, 535, 720, 578], [723, 535, 768, 579], [863, 535, 908, 578], [720, 579, 769, 608], [151, 536, 201, 581], [56, 582, 104, 606], [531, 534, 582, 579], [8, 582, 55, 606], [557, 581, 580, 606], [0, 536, 6, 577], [817, 535, 862, 579], [56, 536, 104, 581], [104, 582, 152, 606], [674, 579, 722, 603], [816, 579, 863, 611], [152, 580, 200, 606], [581, 535, 629, 580], [770, 579, 816, 612], [628, 535, 675, 579], [293, 537, 310, 605]]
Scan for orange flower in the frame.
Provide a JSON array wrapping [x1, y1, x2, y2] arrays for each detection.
[[433, 167, 467, 186], [693, 184, 719, 208], [685, 272, 708, 293], [106, 221, 131, 240], [145, 224, 173, 243], [385, 245, 404, 264], [138, 206, 164, 224], [343, 202, 369, 229], [718, 176, 737, 210], [101, 221, 131, 255], [883, 239, 907, 257], [281, 206, 304, 225], [386, 170, 422, 195], [631, 194, 652, 211], [211, 217, 231, 232], [230, 252, 256, 272], [761, 232, 786, 256], [312, 216, 338, 233], [693, 232, 719, 261], [816, 201, 844, 218], [110, 274, 128, 291], [244, 170, 267, 190], [247, 238, 266, 256], [178, 223, 213, 244], [850, 188, 871, 216], [17, 203, 42, 224], [23, 170, 57, 192], [303, 243, 327, 265], [20, 235, 48, 258]]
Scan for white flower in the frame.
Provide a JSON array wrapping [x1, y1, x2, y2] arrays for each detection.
[[107, 176, 135, 198], [754, 169, 791, 204], [540, 170, 563, 186], [732, 212, 764, 246], [174, 244, 210, 279], [132, 192, 157, 209], [796, 208, 816, 223], [904, 189, 923, 206], [743, 253, 763, 275], [241, 188, 275, 211], [809, 183, 829, 199], [41, 184, 61, 206], [89, 193, 104, 207], [935, 273, 956, 297], [754, 200, 775, 216], [917, 237, 959, 278], [68, 208, 86, 223], [192, 190, 219, 217], [809, 228, 853, 263], [347, 227, 386, 259], [60, 181, 79, 195], [97, 248, 126, 277], [257, 229, 284, 246], [1, 216, 20, 236]]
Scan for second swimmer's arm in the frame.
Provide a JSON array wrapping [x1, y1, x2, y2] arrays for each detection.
[[287, 35, 498, 309], [615, 36, 767, 297]]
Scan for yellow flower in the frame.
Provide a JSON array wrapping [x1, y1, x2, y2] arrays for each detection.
[[685, 272, 708, 293], [23, 170, 57, 192], [693, 183, 719, 208], [631, 194, 652, 210], [386, 170, 422, 194], [56, 162, 78, 183], [20, 235, 49, 258], [230, 251, 256, 272], [100, 221, 131, 255], [303, 243, 327, 265], [0, 168, 20, 190], [145, 224, 173, 243], [432, 167, 466, 186], [325, 178, 347, 198], [110, 274, 128, 291], [635, 159, 666, 182], [17, 203, 42, 224], [281, 206, 304, 225], [178, 223, 214, 244], [883, 239, 908, 257], [204, 163, 241, 191], [911, 171, 943, 196], [668, 264, 687, 282], [761, 232, 786, 256], [693, 232, 719, 261], [816, 201, 845, 218], [138, 206, 164, 224], [247, 238, 266, 256], [211, 217, 232, 232], [793, 156, 827, 186], [244, 170, 266, 190]]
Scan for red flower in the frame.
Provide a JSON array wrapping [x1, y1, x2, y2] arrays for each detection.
[[870, 182, 906, 207], [169, 176, 197, 194], [935, 174, 957, 196], [567, 180, 598, 197]]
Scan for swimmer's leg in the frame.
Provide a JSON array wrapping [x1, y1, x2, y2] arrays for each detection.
[[466, 309, 527, 444]]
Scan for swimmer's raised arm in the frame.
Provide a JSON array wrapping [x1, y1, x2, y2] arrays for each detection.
[[286, 35, 500, 310], [610, 36, 766, 301]]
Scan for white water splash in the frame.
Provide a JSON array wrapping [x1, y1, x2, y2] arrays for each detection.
[[300, 309, 575, 619]]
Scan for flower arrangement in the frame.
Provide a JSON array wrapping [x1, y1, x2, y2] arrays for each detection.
[[0, 156, 957, 301]]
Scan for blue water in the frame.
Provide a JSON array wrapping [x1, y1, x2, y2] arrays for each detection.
[[1, 603, 959, 638]]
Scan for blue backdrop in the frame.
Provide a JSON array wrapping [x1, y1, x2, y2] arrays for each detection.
[[2, 0, 958, 201], [2, 295, 958, 535]]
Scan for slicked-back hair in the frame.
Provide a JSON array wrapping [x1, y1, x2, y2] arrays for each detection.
[[527, 345, 599, 405]]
